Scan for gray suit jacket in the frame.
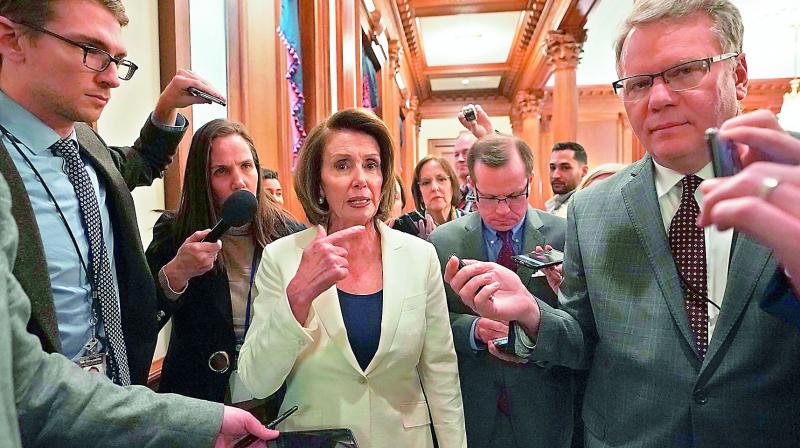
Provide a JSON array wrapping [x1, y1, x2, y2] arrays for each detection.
[[429, 207, 574, 448], [0, 174, 221, 448], [0, 118, 185, 385], [532, 155, 800, 448]]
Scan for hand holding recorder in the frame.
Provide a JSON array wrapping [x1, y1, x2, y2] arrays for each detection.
[[699, 110, 800, 285]]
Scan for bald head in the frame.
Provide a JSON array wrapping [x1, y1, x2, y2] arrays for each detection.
[[452, 132, 477, 184]]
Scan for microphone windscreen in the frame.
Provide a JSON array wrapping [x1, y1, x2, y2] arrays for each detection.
[[221, 190, 258, 227]]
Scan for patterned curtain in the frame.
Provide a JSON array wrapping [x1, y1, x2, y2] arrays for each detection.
[[362, 47, 380, 113], [278, 0, 306, 165]]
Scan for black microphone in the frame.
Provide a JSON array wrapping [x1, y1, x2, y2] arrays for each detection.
[[203, 190, 258, 242]]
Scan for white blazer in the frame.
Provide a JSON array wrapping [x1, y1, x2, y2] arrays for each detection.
[[238, 222, 466, 448]]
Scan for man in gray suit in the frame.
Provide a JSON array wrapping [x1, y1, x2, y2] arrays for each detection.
[[445, 1, 800, 447], [0, 173, 277, 447], [0, 0, 224, 385], [429, 134, 573, 448]]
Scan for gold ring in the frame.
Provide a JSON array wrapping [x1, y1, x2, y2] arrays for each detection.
[[756, 177, 780, 200]]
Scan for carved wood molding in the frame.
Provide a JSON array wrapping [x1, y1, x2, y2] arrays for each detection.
[[419, 92, 512, 118], [544, 29, 585, 70], [394, 0, 429, 98], [501, 0, 546, 97]]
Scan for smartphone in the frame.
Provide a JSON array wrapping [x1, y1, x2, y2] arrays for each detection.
[[706, 128, 742, 178], [492, 323, 517, 355], [511, 248, 564, 271], [186, 87, 227, 106], [462, 104, 477, 121]]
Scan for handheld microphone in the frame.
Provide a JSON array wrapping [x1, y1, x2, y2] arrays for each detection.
[[203, 190, 258, 242]]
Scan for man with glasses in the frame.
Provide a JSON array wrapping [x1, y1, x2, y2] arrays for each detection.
[[0, 0, 224, 387], [444, 1, 800, 447], [428, 133, 573, 448]]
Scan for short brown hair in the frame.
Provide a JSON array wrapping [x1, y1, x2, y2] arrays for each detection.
[[0, 0, 129, 28], [467, 133, 535, 183], [294, 108, 396, 225], [613, 0, 742, 73], [410, 155, 460, 212]]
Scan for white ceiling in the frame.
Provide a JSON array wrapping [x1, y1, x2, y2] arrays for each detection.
[[418, 11, 524, 67], [577, 0, 800, 86], [430, 75, 502, 91]]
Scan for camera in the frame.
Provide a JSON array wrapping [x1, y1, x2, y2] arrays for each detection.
[[462, 104, 477, 121]]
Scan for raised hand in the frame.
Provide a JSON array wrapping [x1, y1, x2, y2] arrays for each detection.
[[154, 69, 227, 125], [415, 213, 437, 240], [457, 104, 494, 139], [286, 225, 365, 323], [162, 229, 222, 292]]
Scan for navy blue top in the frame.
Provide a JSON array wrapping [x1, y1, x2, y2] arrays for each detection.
[[338, 289, 383, 371]]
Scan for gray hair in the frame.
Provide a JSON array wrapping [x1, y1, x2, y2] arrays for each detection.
[[613, 0, 743, 72]]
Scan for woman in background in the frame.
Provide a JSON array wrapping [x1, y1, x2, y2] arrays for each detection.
[[238, 108, 466, 447], [393, 155, 464, 239], [146, 119, 303, 406]]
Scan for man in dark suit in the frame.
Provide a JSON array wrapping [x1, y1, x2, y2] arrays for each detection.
[[445, 1, 800, 447], [0, 0, 224, 386], [429, 133, 573, 448]]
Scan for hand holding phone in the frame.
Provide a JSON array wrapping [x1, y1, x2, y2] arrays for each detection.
[[232, 406, 299, 448], [511, 248, 564, 271], [706, 128, 742, 178], [186, 87, 227, 106]]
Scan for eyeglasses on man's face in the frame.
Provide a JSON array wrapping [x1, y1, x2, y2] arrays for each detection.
[[475, 179, 530, 207], [17, 20, 138, 81], [612, 52, 738, 102]]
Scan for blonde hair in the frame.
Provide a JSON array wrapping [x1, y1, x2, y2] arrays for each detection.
[[577, 163, 628, 190]]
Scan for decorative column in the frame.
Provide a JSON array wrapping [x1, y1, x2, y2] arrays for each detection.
[[401, 96, 420, 196], [512, 90, 548, 208], [545, 29, 585, 143]]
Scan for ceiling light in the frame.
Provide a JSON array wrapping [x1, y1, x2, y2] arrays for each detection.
[[461, 79, 470, 85]]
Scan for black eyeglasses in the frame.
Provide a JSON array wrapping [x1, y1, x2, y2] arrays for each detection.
[[17, 20, 138, 81], [612, 52, 738, 102], [475, 179, 530, 207]]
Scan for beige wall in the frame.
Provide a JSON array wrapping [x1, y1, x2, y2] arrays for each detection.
[[96, 0, 171, 361]]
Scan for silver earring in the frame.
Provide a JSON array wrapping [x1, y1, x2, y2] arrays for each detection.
[[318, 196, 324, 205]]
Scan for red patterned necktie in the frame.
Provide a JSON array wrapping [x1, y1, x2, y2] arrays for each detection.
[[668, 175, 709, 359], [496, 230, 516, 271]]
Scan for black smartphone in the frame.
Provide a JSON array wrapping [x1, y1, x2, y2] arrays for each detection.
[[706, 128, 742, 178], [463, 105, 477, 121], [186, 87, 227, 106], [272, 428, 359, 448], [511, 248, 564, 271]]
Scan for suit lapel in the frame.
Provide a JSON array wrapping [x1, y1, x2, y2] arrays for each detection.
[[621, 156, 696, 352], [0, 141, 61, 352], [701, 235, 774, 370], [364, 222, 404, 375], [462, 213, 486, 261]]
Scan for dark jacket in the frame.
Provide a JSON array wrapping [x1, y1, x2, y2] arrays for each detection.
[[146, 213, 304, 402], [0, 118, 185, 386]]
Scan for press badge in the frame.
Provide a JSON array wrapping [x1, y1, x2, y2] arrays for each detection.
[[78, 337, 106, 376], [78, 353, 107, 375]]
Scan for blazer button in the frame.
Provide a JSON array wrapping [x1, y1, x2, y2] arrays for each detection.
[[358, 377, 367, 384], [693, 389, 708, 405]]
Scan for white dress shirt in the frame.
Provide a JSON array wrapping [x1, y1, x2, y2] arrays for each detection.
[[652, 160, 734, 341]]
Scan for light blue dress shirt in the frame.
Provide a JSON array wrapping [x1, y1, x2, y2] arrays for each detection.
[[0, 90, 184, 360], [468, 217, 526, 350]]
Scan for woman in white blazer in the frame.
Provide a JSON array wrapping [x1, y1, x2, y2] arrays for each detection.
[[238, 109, 466, 448]]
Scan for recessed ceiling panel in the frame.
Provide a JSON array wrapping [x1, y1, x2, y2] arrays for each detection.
[[419, 12, 523, 67], [430, 75, 502, 91]]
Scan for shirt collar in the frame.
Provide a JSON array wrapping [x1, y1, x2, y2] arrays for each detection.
[[0, 89, 75, 156], [652, 158, 715, 199]]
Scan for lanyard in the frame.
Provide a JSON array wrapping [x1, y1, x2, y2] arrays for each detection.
[[242, 249, 260, 340], [0, 124, 101, 339]]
